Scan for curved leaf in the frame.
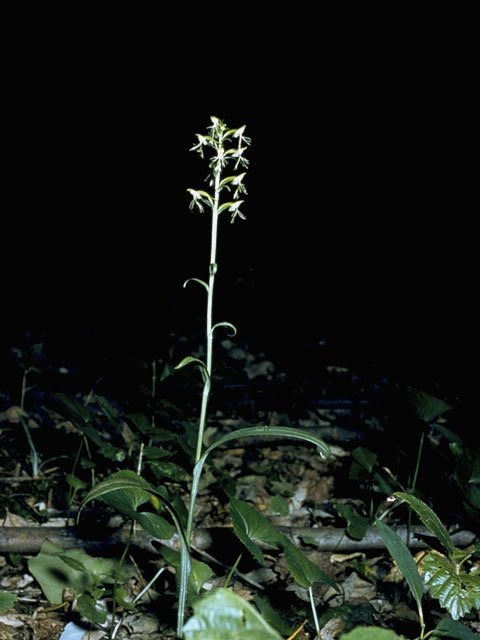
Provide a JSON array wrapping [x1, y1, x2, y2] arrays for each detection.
[[210, 321, 237, 338], [183, 278, 210, 293], [187, 426, 330, 542], [394, 492, 454, 556], [174, 356, 209, 383]]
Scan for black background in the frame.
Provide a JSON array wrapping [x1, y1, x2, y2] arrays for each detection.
[[2, 27, 476, 409]]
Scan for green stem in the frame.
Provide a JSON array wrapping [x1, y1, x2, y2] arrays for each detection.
[[408, 432, 425, 546], [194, 164, 221, 465], [308, 586, 320, 635]]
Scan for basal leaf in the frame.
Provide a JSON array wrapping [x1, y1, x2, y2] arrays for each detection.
[[182, 587, 283, 640], [422, 551, 480, 620], [394, 492, 454, 556], [284, 540, 339, 591], [375, 519, 424, 612]]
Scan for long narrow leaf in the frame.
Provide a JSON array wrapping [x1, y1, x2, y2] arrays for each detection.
[[186, 427, 330, 543], [394, 492, 454, 556], [376, 519, 424, 614]]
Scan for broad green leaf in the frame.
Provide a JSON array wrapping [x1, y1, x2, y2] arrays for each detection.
[[253, 594, 294, 636], [28, 541, 93, 604], [403, 386, 452, 422], [182, 587, 283, 640], [134, 512, 175, 540], [340, 627, 402, 640], [77, 593, 106, 625], [394, 492, 454, 556], [283, 541, 339, 591], [422, 551, 480, 620], [229, 497, 285, 565], [351, 447, 377, 473], [0, 591, 17, 613], [82, 470, 151, 518], [432, 617, 479, 639], [375, 519, 424, 614], [336, 503, 369, 540]]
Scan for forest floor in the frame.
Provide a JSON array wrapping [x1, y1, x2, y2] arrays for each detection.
[[0, 328, 478, 639]]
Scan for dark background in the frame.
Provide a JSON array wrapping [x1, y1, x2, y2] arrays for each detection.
[[2, 34, 476, 414]]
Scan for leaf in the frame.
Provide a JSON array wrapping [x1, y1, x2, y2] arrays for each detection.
[[83, 470, 151, 518], [422, 551, 480, 620], [336, 503, 369, 540], [183, 278, 210, 293], [148, 460, 191, 482], [403, 386, 452, 422], [134, 512, 175, 540], [78, 469, 191, 634], [229, 497, 285, 564], [394, 492, 454, 556], [65, 474, 87, 490], [95, 395, 123, 433], [28, 541, 93, 604], [182, 587, 283, 640], [210, 321, 237, 337], [351, 447, 377, 473], [159, 545, 212, 603], [432, 617, 479, 639], [375, 519, 424, 614], [339, 627, 402, 640], [76, 592, 106, 625], [284, 541, 339, 591], [187, 425, 330, 548], [0, 590, 17, 613], [269, 495, 289, 516], [253, 594, 294, 636]]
